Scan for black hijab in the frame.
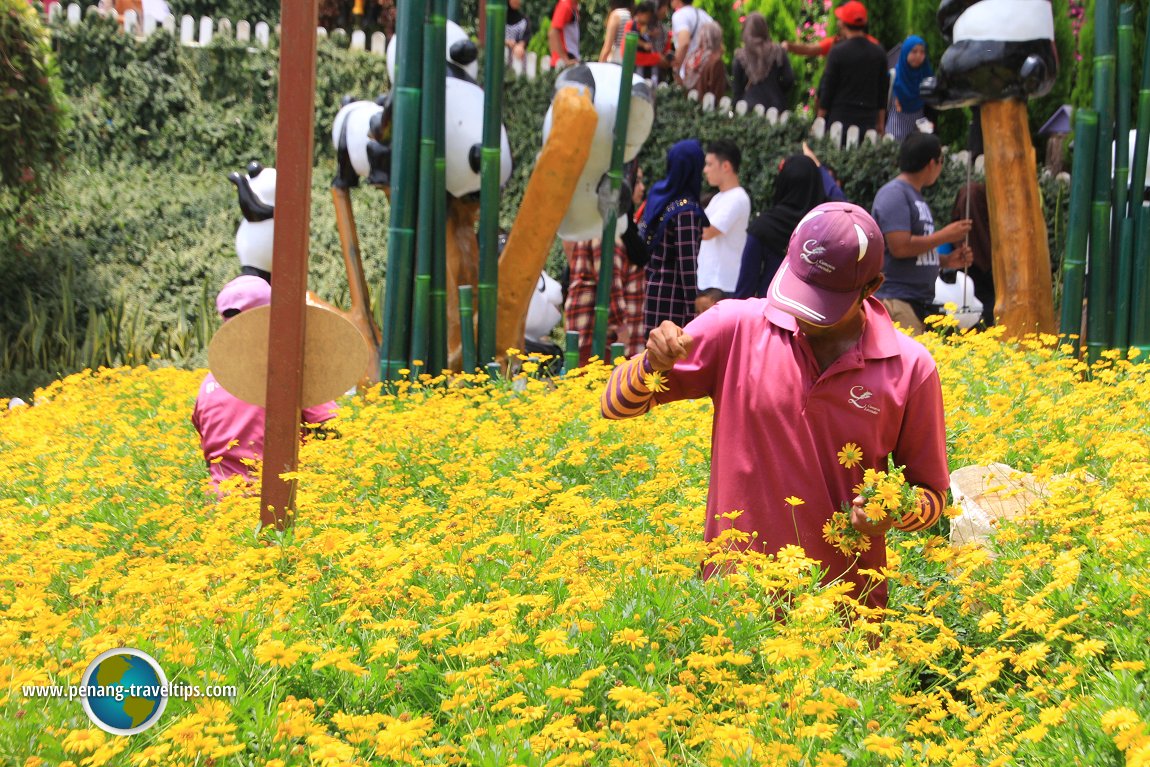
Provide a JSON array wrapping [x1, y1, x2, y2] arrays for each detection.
[[747, 155, 826, 250], [735, 155, 826, 298]]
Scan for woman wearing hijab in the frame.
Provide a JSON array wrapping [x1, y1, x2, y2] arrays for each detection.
[[640, 139, 706, 332], [732, 12, 794, 112], [886, 35, 934, 141], [682, 21, 728, 100], [733, 155, 826, 300]]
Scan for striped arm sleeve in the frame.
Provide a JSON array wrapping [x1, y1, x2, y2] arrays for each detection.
[[601, 352, 657, 420], [895, 486, 946, 532]]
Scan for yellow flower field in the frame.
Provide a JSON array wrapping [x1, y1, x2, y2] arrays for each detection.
[[1, 329, 1149, 766]]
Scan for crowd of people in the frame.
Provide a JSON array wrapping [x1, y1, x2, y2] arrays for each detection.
[[564, 127, 986, 366], [524, 0, 938, 136], [548, 0, 997, 361]]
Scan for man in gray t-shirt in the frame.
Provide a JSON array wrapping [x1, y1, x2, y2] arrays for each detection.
[[872, 133, 972, 334]]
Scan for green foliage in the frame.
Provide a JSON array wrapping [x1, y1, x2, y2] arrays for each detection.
[[167, 0, 280, 26], [862, 0, 906, 50], [51, 14, 389, 170], [1026, 0, 1077, 144], [0, 0, 67, 199], [576, 0, 611, 62], [746, 0, 799, 50], [0, 158, 391, 398], [527, 16, 551, 59]]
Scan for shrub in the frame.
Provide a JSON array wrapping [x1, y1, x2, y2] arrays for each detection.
[[0, 0, 67, 199]]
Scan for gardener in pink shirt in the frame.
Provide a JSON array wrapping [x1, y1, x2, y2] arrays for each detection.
[[192, 276, 337, 494], [601, 202, 949, 610]]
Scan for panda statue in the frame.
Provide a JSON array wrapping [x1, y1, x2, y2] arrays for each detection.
[[332, 20, 511, 198], [227, 162, 276, 278], [919, 0, 1058, 109], [542, 63, 655, 242]]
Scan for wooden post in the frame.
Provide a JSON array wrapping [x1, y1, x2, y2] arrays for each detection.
[[980, 100, 1056, 337], [259, 0, 319, 529], [495, 87, 598, 361]]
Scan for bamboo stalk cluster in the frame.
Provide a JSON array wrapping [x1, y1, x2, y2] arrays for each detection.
[[1061, 1, 1150, 359], [382, 1, 506, 378]]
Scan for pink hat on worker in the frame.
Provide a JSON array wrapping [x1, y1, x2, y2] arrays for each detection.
[[834, 0, 868, 26], [767, 202, 884, 327], [216, 275, 271, 318]]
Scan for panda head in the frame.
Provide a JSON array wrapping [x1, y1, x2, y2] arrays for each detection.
[[921, 0, 1058, 108], [386, 20, 478, 84], [444, 78, 513, 198], [542, 63, 656, 242], [228, 162, 277, 273]]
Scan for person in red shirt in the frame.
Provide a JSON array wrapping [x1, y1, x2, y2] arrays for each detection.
[[548, 0, 580, 67], [782, 1, 881, 58], [601, 202, 950, 611]]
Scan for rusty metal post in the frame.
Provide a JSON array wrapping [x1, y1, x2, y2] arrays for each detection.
[[259, 0, 319, 529]]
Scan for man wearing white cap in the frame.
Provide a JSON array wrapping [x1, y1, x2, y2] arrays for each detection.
[[600, 202, 949, 610], [192, 276, 337, 494]]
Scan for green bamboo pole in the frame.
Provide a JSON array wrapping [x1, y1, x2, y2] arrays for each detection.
[[430, 0, 448, 373], [1086, 201, 1113, 362], [1060, 109, 1098, 343], [381, 2, 423, 380], [477, 0, 506, 365], [1136, 212, 1150, 357], [1129, 8, 1150, 352], [460, 285, 476, 372], [1088, 0, 1117, 357], [446, 0, 459, 23], [592, 32, 638, 360], [411, 5, 438, 367], [564, 329, 580, 374], [1115, 218, 1135, 348], [1112, 5, 1134, 348]]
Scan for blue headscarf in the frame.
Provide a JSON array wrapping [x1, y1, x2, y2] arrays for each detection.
[[642, 139, 705, 230], [893, 35, 932, 115]]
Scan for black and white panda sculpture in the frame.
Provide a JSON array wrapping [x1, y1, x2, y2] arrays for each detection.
[[920, 0, 1058, 109], [332, 20, 511, 198], [228, 161, 277, 278], [542, 63, 655, 242]]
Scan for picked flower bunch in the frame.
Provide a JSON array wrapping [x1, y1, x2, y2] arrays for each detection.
[[823, 452, 922, 556]]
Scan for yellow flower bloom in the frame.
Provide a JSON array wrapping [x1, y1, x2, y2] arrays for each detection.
[[611, 627, 649, 650], [862, 733, 902, 758], [253, 639, 300, 668], [642, 369, 669, 393], [837, 442, 863, 469]]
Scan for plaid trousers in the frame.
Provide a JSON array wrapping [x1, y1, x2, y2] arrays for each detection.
[[566, 240, 647, 365]]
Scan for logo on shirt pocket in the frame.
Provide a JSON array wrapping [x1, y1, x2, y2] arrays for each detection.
[[848, 385, 881, 414]]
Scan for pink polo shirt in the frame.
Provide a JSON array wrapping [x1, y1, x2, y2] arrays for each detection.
[[603, 297, 949, 609], [192, 373, 336, 491]]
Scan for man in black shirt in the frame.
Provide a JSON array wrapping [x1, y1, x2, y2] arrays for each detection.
[[816, 1, 889, 138]]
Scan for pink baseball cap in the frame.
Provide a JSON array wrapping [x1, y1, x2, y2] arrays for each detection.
[[767, 202, 884, 326], [216, 275, 271, 318]]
